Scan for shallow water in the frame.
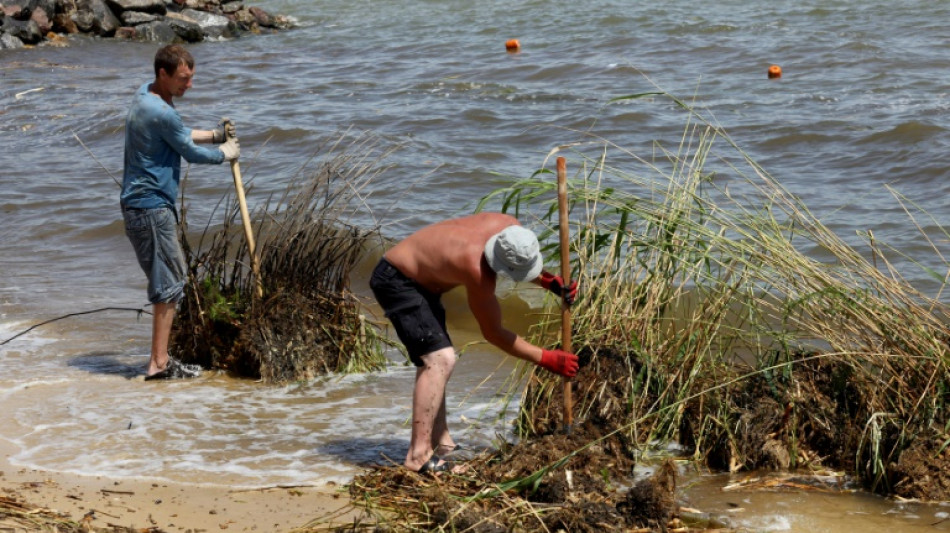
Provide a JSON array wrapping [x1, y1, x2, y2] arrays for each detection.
[[2, 0, 950, 529]]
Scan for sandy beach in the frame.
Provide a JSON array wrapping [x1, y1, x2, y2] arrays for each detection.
[[0, 439, 360, 532]]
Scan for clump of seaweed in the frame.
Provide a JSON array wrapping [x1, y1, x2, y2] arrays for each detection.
[[172, 132, 397, 382]]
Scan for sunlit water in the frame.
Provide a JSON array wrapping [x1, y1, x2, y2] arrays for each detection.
[[2, 0, 950, 530]]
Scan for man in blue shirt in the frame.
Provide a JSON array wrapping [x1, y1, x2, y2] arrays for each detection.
[[120, 44, 240, 380]]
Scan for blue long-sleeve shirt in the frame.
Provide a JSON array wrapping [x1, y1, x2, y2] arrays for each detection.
[[120, 82, 225, 210]]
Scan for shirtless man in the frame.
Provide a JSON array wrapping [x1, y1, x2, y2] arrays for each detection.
[[369, 212, 579, 473]]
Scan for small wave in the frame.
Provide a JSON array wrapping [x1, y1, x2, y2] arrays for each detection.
[[410, 80, 581, 104], [856, 121, 946, 146], [755, 131, 839, 150]]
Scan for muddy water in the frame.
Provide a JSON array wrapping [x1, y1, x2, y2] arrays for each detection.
[[682, 471, 950, 532], [2, 0, 950, 530]]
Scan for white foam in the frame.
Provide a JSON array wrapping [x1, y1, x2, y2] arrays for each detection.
[[0, 356, 518, 488]]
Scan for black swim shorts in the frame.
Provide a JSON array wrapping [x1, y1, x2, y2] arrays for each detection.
[[369, 258, 453, 366]]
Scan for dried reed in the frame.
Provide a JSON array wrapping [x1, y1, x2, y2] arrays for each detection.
[[173, 132, 397, 382]]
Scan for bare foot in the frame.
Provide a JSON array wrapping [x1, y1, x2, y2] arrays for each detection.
[[407, 455, 468, 475], [435, 443, 461, 456]]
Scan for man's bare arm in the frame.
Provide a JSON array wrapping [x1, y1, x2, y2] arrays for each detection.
[[191, 129, 216, 144], [466, 283, 543, 364]]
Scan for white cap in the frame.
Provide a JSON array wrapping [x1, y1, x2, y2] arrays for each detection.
[[484, 225, 543, 282]]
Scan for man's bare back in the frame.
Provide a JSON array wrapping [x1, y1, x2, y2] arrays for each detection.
[[368, 212, 580, 474], [383, 212, 519, 294]]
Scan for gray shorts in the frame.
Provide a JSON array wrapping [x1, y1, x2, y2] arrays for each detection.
[[122, 207, 187, 304]]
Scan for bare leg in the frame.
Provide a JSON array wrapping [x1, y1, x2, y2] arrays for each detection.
[[147, 302, 175, 376], [431, 395, 458, 454], [405, 346, 457, 472]]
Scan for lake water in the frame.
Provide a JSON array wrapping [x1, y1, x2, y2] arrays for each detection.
[[2, 1, 950, 530]]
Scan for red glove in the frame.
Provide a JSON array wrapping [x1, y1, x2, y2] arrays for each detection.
[[539, 272, 579, 305], [539, 349, 579, 378]]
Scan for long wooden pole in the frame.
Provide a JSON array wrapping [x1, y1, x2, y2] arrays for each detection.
[[556, 156, 573, 432], [223, 118, 263, 299]]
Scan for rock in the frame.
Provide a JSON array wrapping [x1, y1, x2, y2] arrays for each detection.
[[183, 0, 214, 11], [55, 0, 79, 20], [2, 16, 44, 43], [119, 10, 157, 25], [270, 13, 291, 29], [164, 11, 202, 42], [24, 0, 54, 19], [0, 31, 25, 47], [247, 6, 271, 26], [113, 24, 135, 38], [80, 0, 119, 36], [220, 1, 241, 14], [70, 6, 93, 31], [104, 0, 165, 16], [135, 19, 175, 41], [30, 6, 50, 33], [2, 4, 23, 18], [229, 7, 254, 30], [180, 7, 231, 39], [51, 12, 77, 32], [3, 0, 291, 45]]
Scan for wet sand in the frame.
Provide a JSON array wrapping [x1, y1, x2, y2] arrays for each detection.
[[0, 439, 358, 531]]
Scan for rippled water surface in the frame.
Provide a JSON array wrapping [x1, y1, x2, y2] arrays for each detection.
[[2, 1, 950, 530]]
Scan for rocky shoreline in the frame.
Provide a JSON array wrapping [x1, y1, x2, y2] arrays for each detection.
[[0, 0, 293, 48]]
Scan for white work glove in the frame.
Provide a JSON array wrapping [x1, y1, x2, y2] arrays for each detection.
[[218, 118, 240, 161], [220, 136, 240, 161], [211, 121, 236, 144]]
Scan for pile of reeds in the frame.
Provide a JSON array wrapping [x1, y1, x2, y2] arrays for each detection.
[[482, 92, 950, 498], [297, 422, 690, 533], [172, 132, 396, 382]]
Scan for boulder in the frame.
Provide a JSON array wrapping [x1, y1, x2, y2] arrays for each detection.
[[229, 7, 254, 29], [70, 6, 94, 31], [164, 11, 201, 41], [56, 0, 79, 19], [220, 0, 241, 14], [0, 30, 25, 47], [2, 4, 23, 18], [113, 24, 134, 38], [51, 11, 77, 32], [135, 19, 175, 41], [119, 10, 156, 25], [30, 6, 50, 33], [180, 7, 231, 38], [2, 16, 43, 43], [183, 0, 215, 10], [79, 0, 119, 36], [2, 0, 291, 45], [104, 0, 165, 15], [247, 5, 270, 26], [24, 0, 54, 19]]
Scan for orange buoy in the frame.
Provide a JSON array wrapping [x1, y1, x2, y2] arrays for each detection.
[[505, 39, 521, 53], [768, 65, 782, 79]]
